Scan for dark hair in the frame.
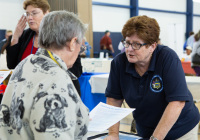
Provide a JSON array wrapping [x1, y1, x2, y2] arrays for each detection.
[[23, 0, 50, 13], [189, 31, 194, 36], [122, 15, 160, 44], [1, 35, 12, 54], [105, 30, 110, 34], [194, 30, 200, 41]]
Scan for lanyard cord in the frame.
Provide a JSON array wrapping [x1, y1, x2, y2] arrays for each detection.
[[47, 50, 61, 68], [31, 35, 39, 54]]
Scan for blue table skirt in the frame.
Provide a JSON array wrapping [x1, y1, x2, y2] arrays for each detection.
[[78, 72, 107, 111]]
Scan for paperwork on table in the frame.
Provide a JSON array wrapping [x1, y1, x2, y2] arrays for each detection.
[[88, 102, 135, 132], [0, 71, 11, 84]]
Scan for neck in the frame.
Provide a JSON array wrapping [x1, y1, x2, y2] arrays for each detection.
[[135, 59, 151, 76], [48, 47, 70, 68]]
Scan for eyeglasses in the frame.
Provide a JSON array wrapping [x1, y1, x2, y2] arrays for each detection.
[[24, 11, 41, 18], [122, 40, 147, 50]]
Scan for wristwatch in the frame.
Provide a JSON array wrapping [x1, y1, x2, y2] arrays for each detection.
[[150, 136, 159, 140]]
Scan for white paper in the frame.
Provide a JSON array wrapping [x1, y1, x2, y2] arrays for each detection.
[[88, 102, 135, 132], [0, 71, 11, 84]]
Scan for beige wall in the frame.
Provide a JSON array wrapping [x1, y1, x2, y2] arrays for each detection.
[[77, 0, 93, 57]]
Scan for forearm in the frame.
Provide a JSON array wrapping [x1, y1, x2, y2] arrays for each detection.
[[152, 101, 185, 140], [109, 45, 114, 53], [11, 35, 19, 46], [106, 97, 123, 136]]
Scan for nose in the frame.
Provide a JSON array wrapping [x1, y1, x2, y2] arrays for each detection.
[[26, 15, 33, 20]]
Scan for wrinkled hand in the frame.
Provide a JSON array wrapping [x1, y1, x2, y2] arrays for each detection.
[[12, 15, 27, 44], [103, 135, 119, 140]]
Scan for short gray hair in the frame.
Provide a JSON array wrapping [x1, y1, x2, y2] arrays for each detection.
[[38, 10, 87, 49]]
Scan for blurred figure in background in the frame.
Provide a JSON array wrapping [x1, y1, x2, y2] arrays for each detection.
[[183, 31, 195, 51], [0, 35, 12, 70], [80, 37, 91, 58], [181, 46, 192, 62], [157, 38, 162, 45], [118, 41, 125, 53], [100, 30, 114, 57], [0, 30, 12, 54], [191, 30, 200, 76]]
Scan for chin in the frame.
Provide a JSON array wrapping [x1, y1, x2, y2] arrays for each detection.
[[127, 57, 137, 63]]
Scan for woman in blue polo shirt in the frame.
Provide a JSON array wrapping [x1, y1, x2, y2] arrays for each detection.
[[104, 15, 199, 140]]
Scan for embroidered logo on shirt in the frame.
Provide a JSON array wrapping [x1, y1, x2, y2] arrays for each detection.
[[150, 75, 163, 92]]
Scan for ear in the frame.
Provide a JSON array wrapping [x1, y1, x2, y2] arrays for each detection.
[[149, 42, 157, 53], [68, 37, 77, 52]]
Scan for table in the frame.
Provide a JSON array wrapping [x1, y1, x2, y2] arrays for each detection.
[[78, 73, 107, 111], [81, 58, 112, 73], [83, 73, 200, 102], [181, 61, 196, 75]]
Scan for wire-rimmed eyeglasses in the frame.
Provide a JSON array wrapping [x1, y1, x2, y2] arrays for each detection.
[[121, 40, 147, 50], [24, 11, 41, 18]]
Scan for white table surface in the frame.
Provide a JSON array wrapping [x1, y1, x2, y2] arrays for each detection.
[[89, 74, 200, 101], [81, 58, 112, 73]]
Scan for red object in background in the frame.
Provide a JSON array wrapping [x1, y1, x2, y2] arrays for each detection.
[[0, 84, 7, 95], [181, 61, 196, 75]]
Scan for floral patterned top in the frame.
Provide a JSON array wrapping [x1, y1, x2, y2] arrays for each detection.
[[0, 48, 89, 140]]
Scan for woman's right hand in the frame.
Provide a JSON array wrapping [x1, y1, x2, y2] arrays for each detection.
[[11, 15, 27, 46], [103, 135, 119, 140]]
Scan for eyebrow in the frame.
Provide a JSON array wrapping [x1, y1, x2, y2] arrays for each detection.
[[26, 10, 37, 13]]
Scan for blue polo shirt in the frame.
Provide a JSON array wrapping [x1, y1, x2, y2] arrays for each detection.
[[105, 45, 200, 139]]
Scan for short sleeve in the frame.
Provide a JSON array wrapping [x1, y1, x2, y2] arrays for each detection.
[[162, 51, 190, 102]]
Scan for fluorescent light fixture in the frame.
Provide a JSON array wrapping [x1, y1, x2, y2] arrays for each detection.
[[193, 0, 200, 3]]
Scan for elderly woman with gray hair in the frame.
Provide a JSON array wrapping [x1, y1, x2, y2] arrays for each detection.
[[0, 11, 89, 140]]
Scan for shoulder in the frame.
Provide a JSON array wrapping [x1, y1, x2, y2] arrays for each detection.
[[112, 52, 127, 66], [156, 45, 179, 60]]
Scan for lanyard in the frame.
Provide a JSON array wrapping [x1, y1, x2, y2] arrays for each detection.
[[31, 35, 39, 54], [47, 50, 61, 67]]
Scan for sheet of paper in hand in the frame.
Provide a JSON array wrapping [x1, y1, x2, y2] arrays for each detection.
[[88, 102, 135, 132]]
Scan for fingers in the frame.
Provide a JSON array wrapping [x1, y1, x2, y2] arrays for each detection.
[[18, 15, 27, 30]]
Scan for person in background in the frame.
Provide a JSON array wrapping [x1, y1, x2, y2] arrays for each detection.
[[0, 10, 89, 140], [183, 31, 194, 51], [0, 35, 12, 70], [118, 41, 125, 53], [68, 55, 83, 96], [104, 15, 199, 140], [6, 0, 50, 69], [80, 37, 91, 58], [157, 38, 162, 45], [100, 30, 114, 57], [0, 30, 12, 54], [181, 46, 192, 62], [191, 30, 200, 76]]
